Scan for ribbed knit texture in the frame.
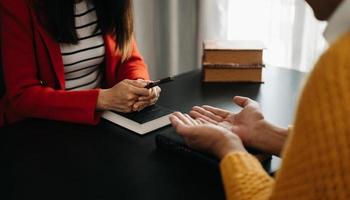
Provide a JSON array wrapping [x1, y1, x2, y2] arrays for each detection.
[[220, 32, 350, 200]]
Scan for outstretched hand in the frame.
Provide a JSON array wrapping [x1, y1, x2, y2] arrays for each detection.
[[170, 112, 246, 160], [189, 96, 265, 147]]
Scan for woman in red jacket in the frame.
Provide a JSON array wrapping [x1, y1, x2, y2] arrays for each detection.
[[0, 0, 160, 126]]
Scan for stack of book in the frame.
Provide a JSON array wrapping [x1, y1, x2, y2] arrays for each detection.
[[202, 40, 265, 83]]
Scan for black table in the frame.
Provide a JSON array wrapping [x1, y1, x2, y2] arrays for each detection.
[[0, 67, 306, 200]]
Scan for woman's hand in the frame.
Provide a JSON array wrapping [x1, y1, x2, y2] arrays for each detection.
[[170, 112, 246, 160], [96, 79, 151, 113], [131, 80, 161, 112], [189, 96, 288, 156]]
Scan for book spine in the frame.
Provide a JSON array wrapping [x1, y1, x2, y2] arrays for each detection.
[[203, 50, 263, 65], [203, 63, 265, 69], [202, 68, 263, 83]]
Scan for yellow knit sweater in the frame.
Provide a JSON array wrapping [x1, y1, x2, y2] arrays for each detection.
[[220, 32, 350, 200]]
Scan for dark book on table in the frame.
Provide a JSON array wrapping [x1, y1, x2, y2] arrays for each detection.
[[102, 105, 173, 135], [156, 131, 271, 165], [156, 131, 219, 166]]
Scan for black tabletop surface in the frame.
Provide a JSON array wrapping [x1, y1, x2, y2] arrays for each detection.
[[0, 67, 306, 200]]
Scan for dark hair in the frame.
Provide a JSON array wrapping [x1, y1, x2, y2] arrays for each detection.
[[34, 0, 134, 61]]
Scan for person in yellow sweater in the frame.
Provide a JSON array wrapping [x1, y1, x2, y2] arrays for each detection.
[[170, 0, 350, 199]]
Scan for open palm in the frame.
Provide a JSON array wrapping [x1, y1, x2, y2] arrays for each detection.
[[189, 96, 264, 147], [170, 112, 246, 159]]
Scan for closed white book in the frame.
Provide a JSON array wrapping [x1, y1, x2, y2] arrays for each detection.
[[102, 105, 173, 135]]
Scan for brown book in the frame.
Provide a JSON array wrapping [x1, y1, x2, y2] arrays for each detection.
[[203, 40, 265, 65], [203, 67, 263, 83], [203, 62, 265, 69]]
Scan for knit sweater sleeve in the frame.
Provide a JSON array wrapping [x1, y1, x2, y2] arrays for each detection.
[[220, 152, 274, 200], [220, 32, 350, 200]]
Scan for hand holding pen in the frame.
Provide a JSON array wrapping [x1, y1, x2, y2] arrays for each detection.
[[132, 77, 175, 111], [145, 77, 175, 89]]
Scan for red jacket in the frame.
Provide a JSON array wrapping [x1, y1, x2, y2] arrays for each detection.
[[0, 0, 150, 126]]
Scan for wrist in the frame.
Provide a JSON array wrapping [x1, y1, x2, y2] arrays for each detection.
[[217, 146, 247, 160], [253, 120, 288, 156], [96, 89, 109, 111], [215, 134, 247, 160]]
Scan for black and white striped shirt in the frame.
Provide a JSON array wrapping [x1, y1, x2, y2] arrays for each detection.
[[60, 0, 105, 91]]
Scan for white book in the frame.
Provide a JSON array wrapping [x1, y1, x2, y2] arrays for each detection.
[[102, 105, 173, 135]]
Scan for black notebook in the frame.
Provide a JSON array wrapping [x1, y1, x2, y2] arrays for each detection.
[[102, 105, 173, 135], [156, 131, 272, 166]]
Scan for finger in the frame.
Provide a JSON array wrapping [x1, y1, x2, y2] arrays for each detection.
[[156, 86, 162, 94], [149, 98, 158, 106], [198, 118, 210, 125], [170, 115, 183, 128], [189, 110, 218, 125], [133, 100, 147, 107], [192, 106, 223, 122], [170, 115, 190, 135], [137, 95, 158, 106], [133, 105, 147, 112], [121, 106, 133, 113], [132, 101, 149, 111], [173, 112, 194, 126], [128, 79, 148, 88], [202, 105, 230, 118], [125, 93, 138, 102], [184, 114, 198, 125], [139, 87, 161, 101], [196, 118, 205, 125], [195, 119, 203, 125], [153, 86, 161, 97], [233, 96, 256, 108], [138, 91, 156, 101], [134, 95, 158, 111], [123, 98, 135, 108], [139, 96, 153, 101], [170, 115, 201, 140], [130, 85, 151, 96]]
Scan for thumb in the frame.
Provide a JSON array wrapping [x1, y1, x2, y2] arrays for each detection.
[[233, 96, 252, 108], [231, 126, 242, 137]]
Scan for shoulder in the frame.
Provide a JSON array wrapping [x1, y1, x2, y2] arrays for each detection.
[[307, 32, 350, 86], [332, 31, 350, 48], [294, 31, 350, 120], [292, 31, 350, 130], [318, 32, 350, 69]]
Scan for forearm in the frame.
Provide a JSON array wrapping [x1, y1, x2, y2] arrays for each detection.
[[253, 120, 289, 156], [10, 87, 100, 124]]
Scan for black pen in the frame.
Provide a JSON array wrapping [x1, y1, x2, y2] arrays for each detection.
[[145, 77, 175, 89]]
